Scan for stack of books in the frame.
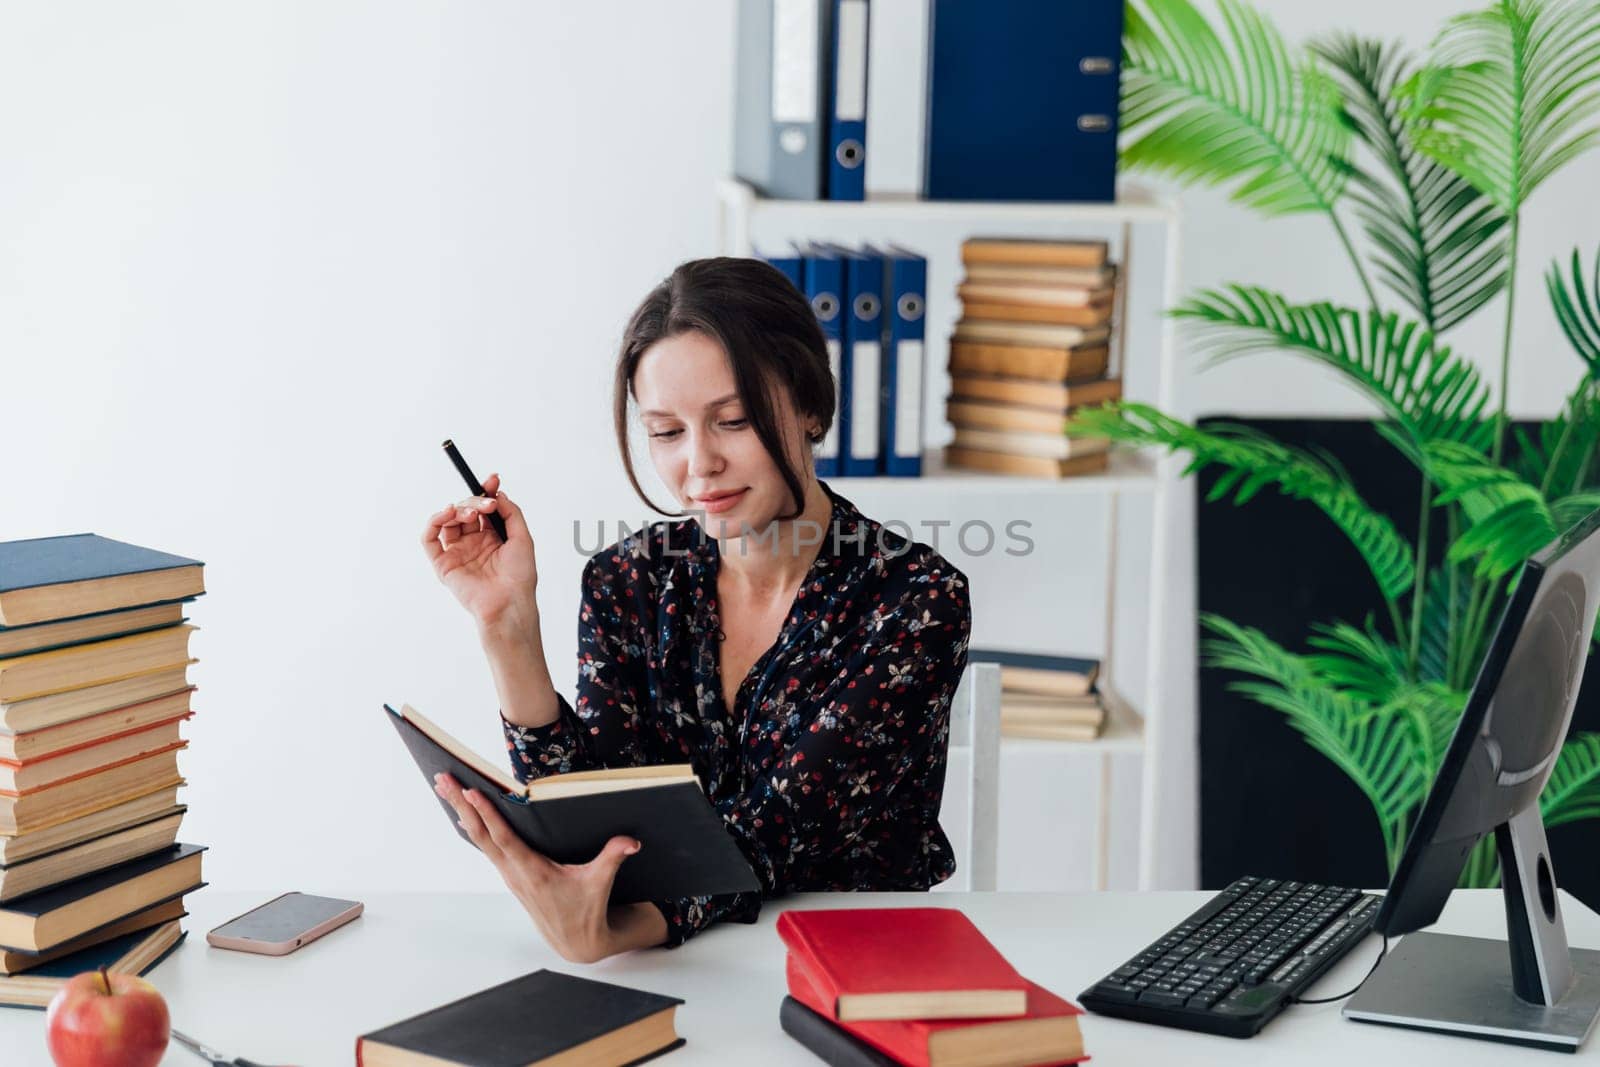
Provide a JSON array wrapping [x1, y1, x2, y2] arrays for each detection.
[[0, 534, 208, 1007], [777, 907, 1088, 1067], [971, 649, 1105, 741], [945, 237, 1120, 479]]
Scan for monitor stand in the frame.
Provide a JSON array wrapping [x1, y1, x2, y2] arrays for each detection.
[[1344, 805, 1600, 1052]]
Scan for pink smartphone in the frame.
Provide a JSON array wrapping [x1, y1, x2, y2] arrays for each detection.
[[205, 892, 363, 956]]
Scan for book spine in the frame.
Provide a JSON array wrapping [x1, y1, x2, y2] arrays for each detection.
[[776, 914, 846, 1016], [780, 997, 901, 1067]]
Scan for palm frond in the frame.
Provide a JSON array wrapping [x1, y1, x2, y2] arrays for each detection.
[[1511, 381, 1600, 495], [1418, 563, 1472, 682], [1552, 492, 1600, 531], [1542, 732, 1600, 828], [1380, 682, 1466, 789], [1547, 247, 1600, 377], [1121, 0, 1351, 215], [1068, 404, 1416, 600], [1304, 618, 1410, 703], [1425, 440, 1559, 577], [1175, 286, 1495, 462], [1201, 615, 1430, 852], [1402, 0, 1600, 215], [1313, 34, 1509, 332]]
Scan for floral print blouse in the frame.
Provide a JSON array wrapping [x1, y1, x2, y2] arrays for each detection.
[[501, 483, 972, 947]]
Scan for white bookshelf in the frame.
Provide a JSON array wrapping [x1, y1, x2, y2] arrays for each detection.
[[714, 178, 1194, 892]]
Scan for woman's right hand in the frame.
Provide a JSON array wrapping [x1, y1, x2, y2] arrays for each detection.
[[421, 473, 539, 632]]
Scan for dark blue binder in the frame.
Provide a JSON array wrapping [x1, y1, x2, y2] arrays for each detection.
[[835, 245, 884, 476], [803, 246, 845, 479], [924, 0, 1123, 201], [757, 248, 805, 293], [827, 0, 870, 200], [882, 247, 926, 477]]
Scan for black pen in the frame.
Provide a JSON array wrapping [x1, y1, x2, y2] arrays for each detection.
[[442, 439, 509, 542]]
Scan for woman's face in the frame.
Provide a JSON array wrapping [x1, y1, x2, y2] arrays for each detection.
[[633, 330, 816, 540]]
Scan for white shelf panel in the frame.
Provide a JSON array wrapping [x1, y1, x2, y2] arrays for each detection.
[[829, 448, 1160, 494], [716, 177, 1179, 225]]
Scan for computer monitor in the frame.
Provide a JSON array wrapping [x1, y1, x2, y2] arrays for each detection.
[[1344, 507, 1600, 1051]]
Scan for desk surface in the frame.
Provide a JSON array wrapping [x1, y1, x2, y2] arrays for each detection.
[[2, 888, 1594, 1065]]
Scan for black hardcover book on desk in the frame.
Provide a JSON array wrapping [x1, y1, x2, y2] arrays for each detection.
[[780, 996, 900, 1067], [385, 704, 760, 903], [357, 968, 685, 1067]]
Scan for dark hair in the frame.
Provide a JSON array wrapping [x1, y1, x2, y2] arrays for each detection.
[[614, 256, 835, 519]]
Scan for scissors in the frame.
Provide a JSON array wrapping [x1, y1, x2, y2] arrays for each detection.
[[170, 1028, 287, 1067]]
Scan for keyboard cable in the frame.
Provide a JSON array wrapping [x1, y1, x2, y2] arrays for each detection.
[[1290, 934, 1390, 1005]]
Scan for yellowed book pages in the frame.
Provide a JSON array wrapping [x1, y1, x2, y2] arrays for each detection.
[[0, 754, 184, 836], [0, 900, 185, 976], [0, 558, 203, 626], [957, 282, 1114, 308], [0, 849, 201, 952], [1001, 702, 1104, 728], [0, 627, 196, 703], [399, 705, 699, 801], [944, 447, 1111, 480], [0, 921, 184, 1004], [0, 668, 193, 734], [1000, 720, 1104, 741], [0, 812, 184, 902], [952, 319, 1111, 348], [948, 342, 1109, 383], [0, 792, 184, 866], [963, 263, 1116, 287], [951, 428, 1110, 462], [0, 721, 187, 794], [960, 301, 1114, 327], [961, 238, 1108, 269], [950, 375, 1122, 411], [0, 603, 186, 659], [0, 688, 194, 763], [948, 400, 1064, 435]]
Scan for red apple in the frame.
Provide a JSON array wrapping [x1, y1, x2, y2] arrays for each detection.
[[44, 966, 170, 1067]]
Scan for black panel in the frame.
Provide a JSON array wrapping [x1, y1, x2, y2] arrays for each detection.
[[1196, 418, 1600, 914]]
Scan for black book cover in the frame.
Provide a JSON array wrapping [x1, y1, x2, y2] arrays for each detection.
[[359, 968, 685, 1066], [0, 843, 205, 918], [966, 648, 1098, 676], [1, 885, 203, 956], [779, 997, 900, 1067], [385, 706, 760, 902]]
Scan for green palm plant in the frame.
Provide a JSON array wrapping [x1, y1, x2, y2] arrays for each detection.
[[1078, 0, 1600, 885]]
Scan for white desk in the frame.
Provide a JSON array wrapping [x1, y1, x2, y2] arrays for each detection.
[[4, 888, 1596, 1065]]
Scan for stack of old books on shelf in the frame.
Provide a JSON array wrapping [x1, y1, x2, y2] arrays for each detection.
[[0, 534, 207, 1008], [945, 237, 1120, 479], [971, 649, 1105, 742], [777, 907, 1088, 1067]]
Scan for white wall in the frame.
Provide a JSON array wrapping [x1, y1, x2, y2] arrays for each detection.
[[3, 1, 1596, 898]]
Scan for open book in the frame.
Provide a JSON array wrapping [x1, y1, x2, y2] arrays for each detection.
[[384, 704, 760, 903]]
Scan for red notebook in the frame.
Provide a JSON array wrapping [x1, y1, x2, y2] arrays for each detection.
[[786, 955, 1088, 1067], [776, 907, 1029, 1021]]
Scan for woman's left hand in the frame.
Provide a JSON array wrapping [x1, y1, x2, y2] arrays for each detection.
[[432, 773, 666, 963]]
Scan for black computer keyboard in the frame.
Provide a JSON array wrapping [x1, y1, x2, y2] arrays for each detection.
[[1079, 876, 1381, 1038]]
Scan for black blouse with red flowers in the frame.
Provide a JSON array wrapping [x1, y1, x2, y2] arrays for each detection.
[[501, 483, 972, 947]]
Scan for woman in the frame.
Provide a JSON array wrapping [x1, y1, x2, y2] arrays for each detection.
[[421, 257, 971, 962]]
